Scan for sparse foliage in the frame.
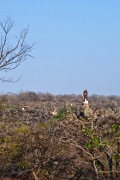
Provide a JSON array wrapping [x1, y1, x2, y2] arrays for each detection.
[[0, 93, 120, 179]]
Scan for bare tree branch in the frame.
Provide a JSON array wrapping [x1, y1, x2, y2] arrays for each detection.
[[0, 16, 34, 82]]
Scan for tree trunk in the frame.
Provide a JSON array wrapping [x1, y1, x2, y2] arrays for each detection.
[[106, 152, 114, 180]]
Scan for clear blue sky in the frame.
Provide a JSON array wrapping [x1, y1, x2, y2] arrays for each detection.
[[0, 0, 120, 96]]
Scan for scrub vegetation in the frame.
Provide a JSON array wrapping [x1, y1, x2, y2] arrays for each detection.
[[0, 92, 120, 180]]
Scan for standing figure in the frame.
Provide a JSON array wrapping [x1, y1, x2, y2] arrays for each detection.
[[83, 89, 88, 103]]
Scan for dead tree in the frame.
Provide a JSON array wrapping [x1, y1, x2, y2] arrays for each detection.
[[0, 16, 34, 82]]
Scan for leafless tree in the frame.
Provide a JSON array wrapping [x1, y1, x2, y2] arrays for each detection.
[[0, 16, 34, 82]]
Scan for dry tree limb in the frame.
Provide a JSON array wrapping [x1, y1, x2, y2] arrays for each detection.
[[32, 171, 39, 180], [0, 16, 34, 82]]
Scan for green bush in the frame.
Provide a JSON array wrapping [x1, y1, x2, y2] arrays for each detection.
[[53, 109, 68, 121]]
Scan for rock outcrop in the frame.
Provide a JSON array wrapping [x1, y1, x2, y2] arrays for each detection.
[[80, 100, 120, 121]]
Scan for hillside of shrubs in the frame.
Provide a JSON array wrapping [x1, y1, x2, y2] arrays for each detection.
[[0, 91, 120, 180]]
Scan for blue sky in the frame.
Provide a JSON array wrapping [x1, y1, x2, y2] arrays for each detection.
[[0, 0, 120, 95]]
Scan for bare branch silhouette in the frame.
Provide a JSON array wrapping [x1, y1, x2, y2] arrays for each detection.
[[0, 16, 34, 82]]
